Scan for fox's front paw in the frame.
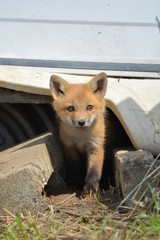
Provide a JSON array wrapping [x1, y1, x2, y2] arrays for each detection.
[[82, 176, 99, 196]]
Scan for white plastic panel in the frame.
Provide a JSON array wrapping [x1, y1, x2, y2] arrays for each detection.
[[0, 0, 160, 75], [0, 65, 159, 155]]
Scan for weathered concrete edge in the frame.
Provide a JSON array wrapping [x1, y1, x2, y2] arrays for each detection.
[[0, 131, 66, 215], [114, 149, 160, 207]]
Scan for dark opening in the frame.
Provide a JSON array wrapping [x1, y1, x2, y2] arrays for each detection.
[[100, 108, 133, 189], [0, 103, 133, 193]]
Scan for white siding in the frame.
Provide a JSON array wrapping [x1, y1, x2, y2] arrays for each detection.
[[0, 0, 160, 75]]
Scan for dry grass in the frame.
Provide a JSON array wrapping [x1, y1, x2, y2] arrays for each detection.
[[1, 153, 160, 240], [0, 187, 159, 240], [0, 189, 125, 239]]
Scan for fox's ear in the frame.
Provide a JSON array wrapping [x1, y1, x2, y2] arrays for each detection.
[[50, 75, 69, 99], [88, 72, 108, 97]]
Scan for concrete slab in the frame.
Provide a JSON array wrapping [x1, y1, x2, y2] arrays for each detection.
[[0, 132, 65, 215]]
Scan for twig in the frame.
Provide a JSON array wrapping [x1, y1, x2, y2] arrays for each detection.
[[132, 153, 160, 200], [153, 171, 160, 180], [57, 193, 76, 205], [117, 162, 160, 209], [122, 174, 160, 221], [59, 209, 82, 217], [117, 205, 133, 210], [122, 185, 149, 221], [3, 208, 16, 219]]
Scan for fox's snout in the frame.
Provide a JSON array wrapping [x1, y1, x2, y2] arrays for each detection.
[[78, 120, 85, 127], [71, 118, 95, 128]]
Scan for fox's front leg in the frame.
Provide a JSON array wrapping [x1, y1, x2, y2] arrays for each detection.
[[83, 146, 104, 194]]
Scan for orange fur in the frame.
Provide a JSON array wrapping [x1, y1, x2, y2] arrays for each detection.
[[50, 73, 108, 194]]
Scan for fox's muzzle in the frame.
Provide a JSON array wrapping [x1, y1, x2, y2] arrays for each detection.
[[78, 120, 85, 127]]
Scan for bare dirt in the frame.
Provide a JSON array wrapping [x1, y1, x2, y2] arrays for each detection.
[[38, 187, 127, 239]]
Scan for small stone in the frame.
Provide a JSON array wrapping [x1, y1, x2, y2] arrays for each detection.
[[114, 149, 160, 207]]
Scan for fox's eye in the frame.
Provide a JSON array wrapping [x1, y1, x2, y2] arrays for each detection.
[[67, 106, 75, 112], [87, 105, 93, 111]]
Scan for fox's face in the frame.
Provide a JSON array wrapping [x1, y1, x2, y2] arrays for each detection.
[[50, 73, 108, 129]]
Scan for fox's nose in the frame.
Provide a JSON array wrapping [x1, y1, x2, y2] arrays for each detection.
[[78, 120, 85, 126]]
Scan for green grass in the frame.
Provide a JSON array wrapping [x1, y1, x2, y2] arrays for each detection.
[[1, 188, 160, 240], [1, 212, 43, 240], [126, 212, 160, 240], [1, 209, 160, 240]]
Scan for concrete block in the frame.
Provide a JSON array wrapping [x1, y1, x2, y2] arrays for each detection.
[[0, 132, 65, 215], [114, 149, 160, 206]]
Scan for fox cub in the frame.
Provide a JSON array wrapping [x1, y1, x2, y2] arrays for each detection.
[[50, 73, 108, 194]]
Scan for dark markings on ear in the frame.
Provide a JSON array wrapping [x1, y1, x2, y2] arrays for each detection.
[[94, 78, 106, 93], [89, 72, 108, 97], [50, 75, 69, 98], [52, 81, 64, 96]]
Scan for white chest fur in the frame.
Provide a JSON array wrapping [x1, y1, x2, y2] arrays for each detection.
[[62, 125, 101, 152]]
